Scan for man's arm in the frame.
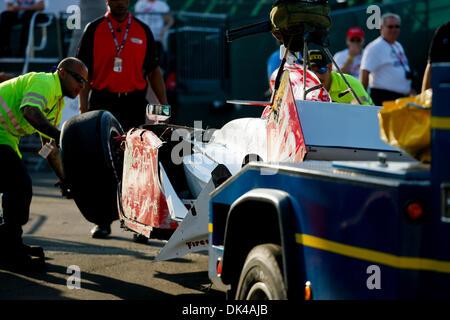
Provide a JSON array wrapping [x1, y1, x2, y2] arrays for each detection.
[[421, 62, 432, 93], [22, 105, 60, 141], [359, 69, 370, 90], [22, 106, 65, 181], [147, 66, 168, 105], [160, 13, 174, 39], [79, 81, 91, 113], [339, 56, 353, 75], [40, 136, 65, 181]]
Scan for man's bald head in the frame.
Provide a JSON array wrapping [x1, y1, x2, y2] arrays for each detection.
[[58, 57, 87, 73]]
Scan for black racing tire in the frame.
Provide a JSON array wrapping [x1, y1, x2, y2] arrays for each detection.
[[60, 110, 125, 226], [235, 244, 287, 300]]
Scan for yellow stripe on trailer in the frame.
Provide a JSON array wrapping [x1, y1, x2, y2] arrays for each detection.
[[296, 233, 450, 274], [431, 116, 450, 130], [208, 223, 213, 233]]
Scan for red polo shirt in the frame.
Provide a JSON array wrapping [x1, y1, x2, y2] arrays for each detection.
[[77, 11, 158, 93]]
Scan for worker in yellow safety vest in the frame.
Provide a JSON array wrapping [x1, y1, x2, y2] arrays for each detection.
[[0, 57, 88, 272], [308, 49, 374, 106]]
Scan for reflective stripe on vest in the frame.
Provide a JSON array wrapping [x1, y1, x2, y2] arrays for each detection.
[[0, 95, 28, 136], [23, 92, 49, 112]]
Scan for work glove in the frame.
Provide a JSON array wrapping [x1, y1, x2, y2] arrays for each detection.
[[55, 180, 73, 199]]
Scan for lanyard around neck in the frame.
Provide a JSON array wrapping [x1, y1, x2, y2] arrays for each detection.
[[107, 14, 132, 56], [388, 42, 408, 70]]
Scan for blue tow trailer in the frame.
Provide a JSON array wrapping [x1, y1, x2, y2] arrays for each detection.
[[207, 64, 450, 300]]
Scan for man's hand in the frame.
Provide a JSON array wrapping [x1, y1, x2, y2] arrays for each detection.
[[41, 137, 65, 181], [348, 42, 361, 58], [359, 69, 370, 90], [55, 180, 73, 199]]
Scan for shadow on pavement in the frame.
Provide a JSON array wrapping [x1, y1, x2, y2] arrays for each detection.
[[154, 270, 226, 300], [22, 236, 194, 265], [0, 262, 175, 300]]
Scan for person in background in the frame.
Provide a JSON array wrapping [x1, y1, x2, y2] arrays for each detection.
[[77, 0, 168, 239], [332, 26, 365, 79], [421, 21, 450, 92], [360, 13, 414, 106], [0, 0, 46, 57], [309, 49, 373, 106], [134, 0, 174, 71]]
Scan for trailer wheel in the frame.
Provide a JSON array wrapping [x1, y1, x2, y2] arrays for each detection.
[[235, 244, 287, 300], [60, 110, 125, 226]]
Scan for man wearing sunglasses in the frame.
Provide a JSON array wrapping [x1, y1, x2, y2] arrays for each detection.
[[0, 57, 88, 272], [308, 49, 373, 106], [360, 13, 414, 106], [332, 27, 365, 79]]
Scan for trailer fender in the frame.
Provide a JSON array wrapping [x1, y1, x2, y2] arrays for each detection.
[[220, 188, 302, 299]]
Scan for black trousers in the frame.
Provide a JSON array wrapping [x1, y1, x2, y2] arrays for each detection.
[[370, 88, 407, 106], [0, 10, 48, 55], [89, 88, 148, 131], [0, 145, 33, 249]]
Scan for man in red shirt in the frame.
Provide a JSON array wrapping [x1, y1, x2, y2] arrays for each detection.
[[76, 0, 168, 238]]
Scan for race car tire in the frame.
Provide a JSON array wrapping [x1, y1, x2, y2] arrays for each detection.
[[60, 110, 125, 226], [235, 244, 287, 300]]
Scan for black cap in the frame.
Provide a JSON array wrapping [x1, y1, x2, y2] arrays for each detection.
[[308, 50, 328, 68]]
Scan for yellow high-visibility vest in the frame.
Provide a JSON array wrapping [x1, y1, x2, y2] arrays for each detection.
[[0, 72, 65, 157]]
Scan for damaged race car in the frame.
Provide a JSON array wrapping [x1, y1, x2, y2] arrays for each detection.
[[57, 0, 447, 301], [59, 47, 413, 250]]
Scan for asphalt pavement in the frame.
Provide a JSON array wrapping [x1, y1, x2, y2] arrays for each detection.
[[0, 170, 225, 301]]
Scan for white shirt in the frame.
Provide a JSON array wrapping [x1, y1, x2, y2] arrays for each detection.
[[332, 48, 363, 79], [134, 0, 170, 41], [360, 36, 411, 95]]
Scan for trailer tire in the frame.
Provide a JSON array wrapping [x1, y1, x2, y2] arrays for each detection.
[[235, 244, 287, 300], [60, 110, 125, 226]]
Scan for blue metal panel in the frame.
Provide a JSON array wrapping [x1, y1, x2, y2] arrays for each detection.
[[211, 160, 450, 299]]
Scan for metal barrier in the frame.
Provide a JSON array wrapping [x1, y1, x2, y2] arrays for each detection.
[[134, 11, 230, 96], [22, 11, 63, 74], [172, 11, 230, 94], [0, 11, 63, 74]]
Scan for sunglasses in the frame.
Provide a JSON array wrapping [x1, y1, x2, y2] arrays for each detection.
[[349, 37, 362, 43], [386, 25, 401, 29], [311, 66, 328, 75], [60, 68, 88, 84]]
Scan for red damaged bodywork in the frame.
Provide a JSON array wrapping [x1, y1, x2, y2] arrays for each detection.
[[119, 129, 178, 233], [267, 70, 307, 162]]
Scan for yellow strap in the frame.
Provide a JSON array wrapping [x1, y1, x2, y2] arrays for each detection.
[[296, 233, 450, 274], [431, 116, 450, 130]]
